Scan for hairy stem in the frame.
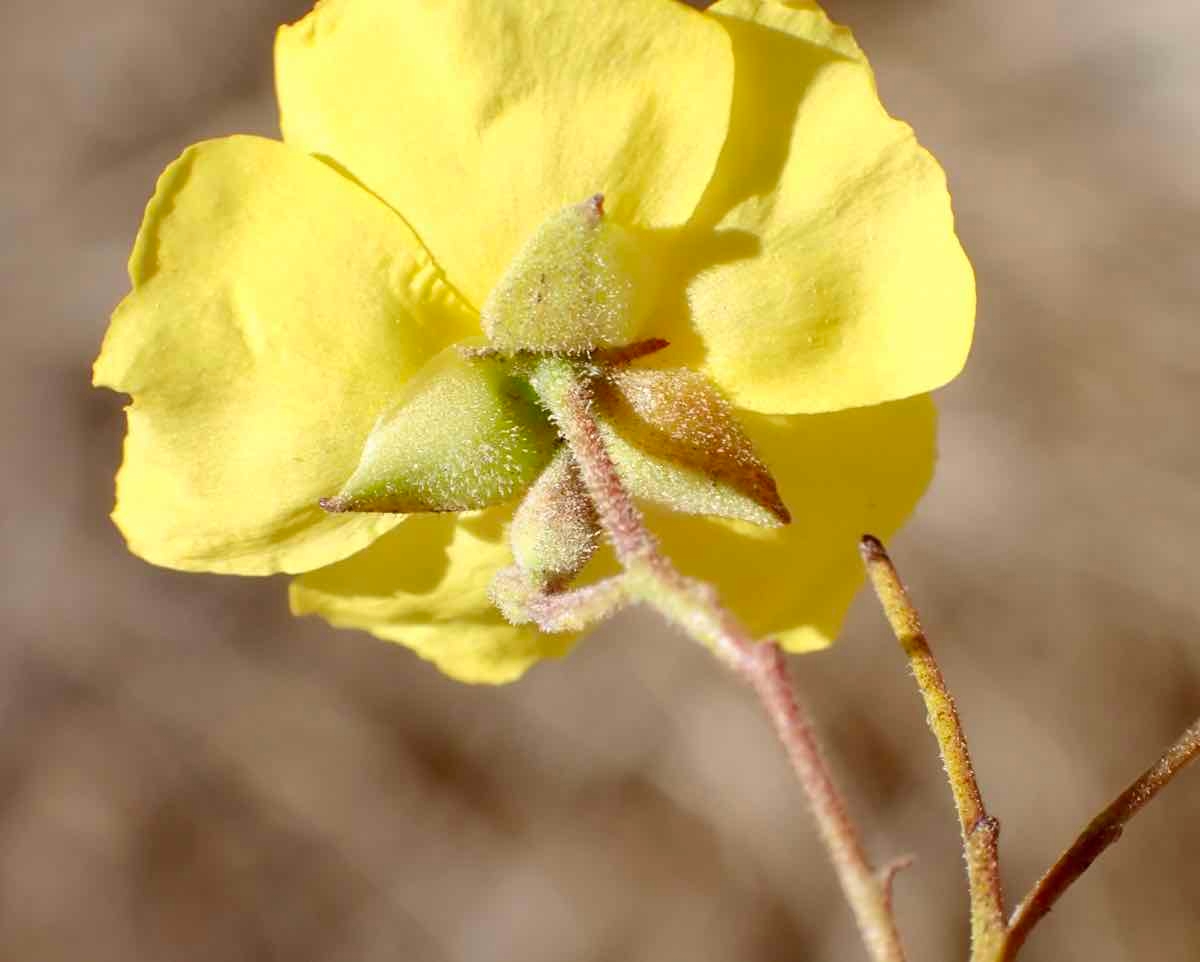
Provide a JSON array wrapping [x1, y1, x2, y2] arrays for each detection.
[[1000, 716, 1200, 960], [491, 567, 631, 631], [860, 536, 1006, 961], [530, 358, 908, 962]]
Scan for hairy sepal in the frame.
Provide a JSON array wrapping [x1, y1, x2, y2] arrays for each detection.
[[481, 195, 654, 354], [508, 448, 599, 587], [322, 347, 556, 514], [597, 368, 790, 527]]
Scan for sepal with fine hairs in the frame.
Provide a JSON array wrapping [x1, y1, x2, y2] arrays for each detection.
[[595, 367, 790, 527], [321, 346, 556, 514]]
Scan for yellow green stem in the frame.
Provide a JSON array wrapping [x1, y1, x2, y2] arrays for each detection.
[[859, 536, 1006, 962], [531, 357, 909, 962]]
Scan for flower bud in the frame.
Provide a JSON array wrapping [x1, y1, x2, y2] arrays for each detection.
[[481, 195, 652, 354], [321, 347, 556, 514]]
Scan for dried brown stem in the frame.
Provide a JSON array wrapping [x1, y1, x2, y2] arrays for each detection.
[[860, 536, 1006, 961], [1000, 716, 1200, 960]]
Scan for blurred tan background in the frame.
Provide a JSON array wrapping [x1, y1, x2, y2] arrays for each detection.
[[2, 0, 1198, 959]]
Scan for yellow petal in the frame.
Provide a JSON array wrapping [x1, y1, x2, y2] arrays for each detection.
[[94, 136, 478, 575], [648, 394, 937, 652], [668, 0, 974, 414], [290, 508, 576, 684], [275, 0, 733, 308]]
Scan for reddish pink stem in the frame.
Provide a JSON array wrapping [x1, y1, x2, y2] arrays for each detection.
[[533, 361, 909, 962]]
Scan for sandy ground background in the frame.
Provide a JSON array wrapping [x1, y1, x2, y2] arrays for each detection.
[[3, 0, 1199, 959]]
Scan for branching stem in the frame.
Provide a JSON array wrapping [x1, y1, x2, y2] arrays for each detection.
[[859, 536, 1200, 962], [860, 536, 1006, 961], [528, 358, 908, 962], [999, 716, 1200, 960]]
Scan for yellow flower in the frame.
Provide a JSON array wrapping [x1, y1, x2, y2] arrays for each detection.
[[94, 0, 974, 683]]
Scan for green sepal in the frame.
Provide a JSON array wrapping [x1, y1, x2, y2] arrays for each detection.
[[508, 448, 599, 587], [321, 346, 557, 514], [481, 195, 654, 354], [596, 368, 790, 527]]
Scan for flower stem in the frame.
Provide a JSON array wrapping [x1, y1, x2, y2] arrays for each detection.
[[999, 715, 1200, 961], [530, 358, 908, 962], [859, 536, 1006, 961]]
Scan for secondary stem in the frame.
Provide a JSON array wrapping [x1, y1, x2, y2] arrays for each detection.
[[1000, 716, 1200, 960], [860, 536, 1006, 961], [531, 358, 908, 962]]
